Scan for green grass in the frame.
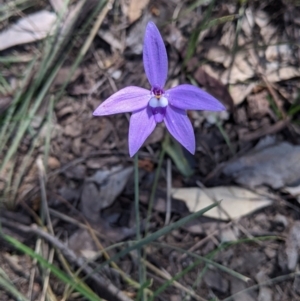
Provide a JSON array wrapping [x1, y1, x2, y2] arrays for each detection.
[[2, 234, 104, 301], [0, 0, 107, 206], [0, 266, 30, 301]]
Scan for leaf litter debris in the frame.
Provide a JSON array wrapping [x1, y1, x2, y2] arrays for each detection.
[[1, 1, 300, 301], [0, 10, 57, 51], [223, 142, 300, 189], [172, 186, 273, 220]]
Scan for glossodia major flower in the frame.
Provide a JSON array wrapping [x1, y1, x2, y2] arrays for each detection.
[[93, 22, 225, 157]]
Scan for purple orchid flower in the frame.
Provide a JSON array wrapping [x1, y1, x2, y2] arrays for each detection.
[[93, 22, 225, 157]]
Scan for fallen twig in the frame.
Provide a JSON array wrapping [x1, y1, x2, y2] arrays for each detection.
[[0, 218, 133, 301]]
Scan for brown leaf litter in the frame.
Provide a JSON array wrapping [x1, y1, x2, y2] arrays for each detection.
[[1, 1, 300, 301]]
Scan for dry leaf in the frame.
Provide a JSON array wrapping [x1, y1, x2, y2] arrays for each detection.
[[206, 46, 231, 67], [68, 229, 98, 258], [254, 10, 270, 28], [221, 53, 255, 84], [265, 66, 300, 82], [265, 44, 292, 62], [126, 12, 152, 54], [260, 24, 278, 44], [199, 65, 223, 83], [0, 11, 57, 51], [283, 185, 300, 204], [219, 22, 235, 48], [284, 185, 300, 197], [128, 0, 150, 24], [256, 272, 273, 301], [247, 90, 270, 118], [165, 25, 186, 51], [98, 30, 123, 51], [229, 83, 256, 105], [223, 142, 300, 189], [204, 270, 229, 293], [81, 166, 133, 222], [231, 278, 256, 301], [241, 8, 255, 37], [172, 186, 272, 220]]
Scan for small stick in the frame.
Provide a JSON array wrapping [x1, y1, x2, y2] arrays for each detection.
[[1, 220, 133, 301], [27, 239, 42, 300], [179, 221, 233, 260], [240, 118, 289, 141]]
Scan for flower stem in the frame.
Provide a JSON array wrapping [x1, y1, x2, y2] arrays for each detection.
[[134, 153, 144, 296], [146, 147, 166, 234]]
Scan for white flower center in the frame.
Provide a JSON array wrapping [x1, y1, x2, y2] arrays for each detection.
[[149, 96, 168, 108]]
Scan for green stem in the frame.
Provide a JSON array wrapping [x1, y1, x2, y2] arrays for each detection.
[[134, 153, 144, 296], [143, 142, 166, 300], [134, 154, 140, 241], [146, 148, 166, 234]]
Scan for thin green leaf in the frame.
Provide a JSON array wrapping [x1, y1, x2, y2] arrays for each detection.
[[205, 14, 237, 29], [92, 203, 218, 275], [0, 55, 34, 63], [163, 136, 194, 177], [0, 273, 30, 301], [2, 234, 103, 301], [184, 0, 216, 64], [136, 279, 152, 301], [146, 146, 166, 233]]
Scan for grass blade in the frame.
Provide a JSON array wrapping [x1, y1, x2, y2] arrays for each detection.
[[93, 203, 218, 274], [0, 271, 30, 301], [2, 234, 104, 301]]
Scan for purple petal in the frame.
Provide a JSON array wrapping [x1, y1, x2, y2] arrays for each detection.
[[93, 86, 150, 116], [166, 84, 226, 111], [128, 106, 156, 157], [164, 105, 195, 154], [143, 22, 168, 89]]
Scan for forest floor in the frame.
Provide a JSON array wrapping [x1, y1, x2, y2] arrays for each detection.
[[1, 0, 300, 300]]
